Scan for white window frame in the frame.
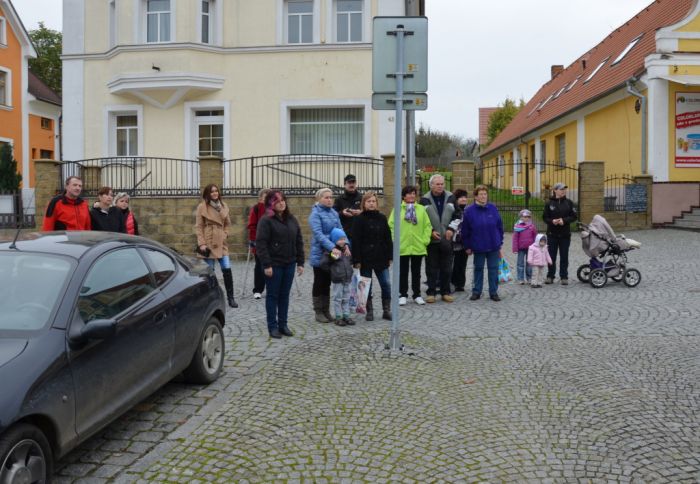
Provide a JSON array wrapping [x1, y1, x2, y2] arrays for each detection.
[[184, 101, 230, 160], [201, 0, 211, 44], [104, 105, 144, 157], [0, 66, 11, 109], [195, 110, 225, 158], [197, 0, 221, 45], [0, 17, 7, 46], [278, 0, 319, 45], [612, 35, 643, 66], [137, 0, 176, 44], [332, 0, 365, 43], [109, 0, 117, 48], [280, 100, 371, 156], [583, 57, 609, 84], [556, 133, 566, 167]]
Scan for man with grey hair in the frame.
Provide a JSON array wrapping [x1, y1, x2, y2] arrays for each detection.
[[419, 174, 459, 303]]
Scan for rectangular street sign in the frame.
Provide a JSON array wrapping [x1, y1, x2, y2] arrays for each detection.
[[372, 16, 428, 93], [372, 93, 428, 111]]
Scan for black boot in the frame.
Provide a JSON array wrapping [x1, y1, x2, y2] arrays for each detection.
[[321, 295, 334, 322], [382, 298, 392, 321], [312, 296, 329, 323], [222, 268, 239, 308], [365, 297, 374, 321]]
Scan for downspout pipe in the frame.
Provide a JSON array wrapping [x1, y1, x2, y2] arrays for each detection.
[[626, 79, 648, 175]]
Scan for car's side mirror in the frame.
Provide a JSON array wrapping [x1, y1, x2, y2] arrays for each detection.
[[81, 319, 117, 340], [70, 318, 117, 346]]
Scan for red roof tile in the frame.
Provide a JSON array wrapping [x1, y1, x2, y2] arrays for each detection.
[[483, 0, 694, 156]]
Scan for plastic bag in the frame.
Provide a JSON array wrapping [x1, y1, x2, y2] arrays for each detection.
[[498, 258, 512, 283], [349, 269, 372, 314]]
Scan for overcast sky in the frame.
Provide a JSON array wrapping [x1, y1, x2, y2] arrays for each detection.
[[15, 0, 653, 139]]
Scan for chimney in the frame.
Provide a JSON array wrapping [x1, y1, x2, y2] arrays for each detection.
[[551, 65, 564, 79]]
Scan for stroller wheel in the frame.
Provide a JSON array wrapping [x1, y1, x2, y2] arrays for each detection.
[[589, 268, 608, 288], [577, 264, 591, 282], [623, 268, 641, 287]]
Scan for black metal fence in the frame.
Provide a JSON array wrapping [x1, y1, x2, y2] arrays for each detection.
[[60, 157, 201, 198], [476, 160, 580, 232], [603, 175, 647, 212], [221, 154, 384, 196], [0, 191, 34, 228]]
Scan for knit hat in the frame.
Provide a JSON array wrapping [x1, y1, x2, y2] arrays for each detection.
[[330, 227, 347, 245], [518, 209, 531, 218]]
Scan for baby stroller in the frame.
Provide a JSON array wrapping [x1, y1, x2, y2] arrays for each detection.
[[577, 214, 642, 288]]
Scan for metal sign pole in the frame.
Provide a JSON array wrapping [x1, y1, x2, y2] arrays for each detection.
[[389, 25, 406, 352]]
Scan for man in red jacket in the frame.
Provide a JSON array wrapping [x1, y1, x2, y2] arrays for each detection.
[[42, 176, 92, 231], [247, 188, 270, 299]]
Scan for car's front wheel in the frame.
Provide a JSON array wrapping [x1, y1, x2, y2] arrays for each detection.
[[183, 317, 224, 384], [0, 423, 52, 484]]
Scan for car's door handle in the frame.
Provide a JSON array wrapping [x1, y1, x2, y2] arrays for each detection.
[[153, 311, 168, 325]]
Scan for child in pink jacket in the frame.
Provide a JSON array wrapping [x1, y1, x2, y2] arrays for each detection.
[[512, 209, 537, 284], [527, 234, 553, 288]]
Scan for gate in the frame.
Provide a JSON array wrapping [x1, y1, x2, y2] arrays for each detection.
[[475, 160, 579, 231]]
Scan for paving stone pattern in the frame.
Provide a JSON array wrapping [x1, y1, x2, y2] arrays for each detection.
[[54, 229, 700, 482]]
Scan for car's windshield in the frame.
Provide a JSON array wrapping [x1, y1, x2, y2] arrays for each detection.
[[0, 252, 73, 331]]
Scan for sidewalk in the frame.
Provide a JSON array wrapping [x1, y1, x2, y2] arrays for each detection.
[[55, 229, 700, 483]]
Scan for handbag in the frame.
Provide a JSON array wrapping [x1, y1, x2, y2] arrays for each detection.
[[195, 245, 211, 258], [498, 257, 512, 283]]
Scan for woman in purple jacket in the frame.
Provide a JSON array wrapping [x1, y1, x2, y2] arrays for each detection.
[[461, 185, 504, 301]]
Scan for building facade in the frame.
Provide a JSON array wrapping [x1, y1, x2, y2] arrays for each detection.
[[0, 0, 61, 222], [480, 0, 700, 222], [62, 0, 414, 169]]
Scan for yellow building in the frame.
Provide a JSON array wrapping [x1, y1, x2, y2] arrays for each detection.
[[62, 1, 419, 172], [481, 0, 700, 223]]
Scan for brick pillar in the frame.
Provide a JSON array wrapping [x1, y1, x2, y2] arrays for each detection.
[[82, 165, 103, 194], [633, 174, 653, 228], [578, 161, 605, 224], [381, 154, 407, 216], [451, 160, 475, 201], [199, 156, 224, 193], [33, 159, 62, 229]]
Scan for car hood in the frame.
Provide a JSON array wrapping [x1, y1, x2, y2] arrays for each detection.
[[0, 339, 28, 369]]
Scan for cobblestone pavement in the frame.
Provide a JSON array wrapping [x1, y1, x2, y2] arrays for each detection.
[[54, 229, 700, 482]]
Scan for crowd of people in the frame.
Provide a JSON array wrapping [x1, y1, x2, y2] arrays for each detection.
[[42, 173, 577, 339]]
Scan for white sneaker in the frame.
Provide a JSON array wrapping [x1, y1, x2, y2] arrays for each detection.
[[253, 292, 262, 299], [414, 296, 426, 305], [398, 296, 407, 306]]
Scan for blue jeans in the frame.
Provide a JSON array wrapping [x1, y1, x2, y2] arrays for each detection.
[[331, 282, 351, 318], [264, 263, 296, 333], [547, 235, 571, 279], [516, 249, 532, 281], [360, 267, 391, 300], [205, 256, 231, 270], [472, 250, 500, 297]]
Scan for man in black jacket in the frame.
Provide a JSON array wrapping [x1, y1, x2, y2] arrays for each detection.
[[333, 174, 362, 235], [543, 182, 577, 285]]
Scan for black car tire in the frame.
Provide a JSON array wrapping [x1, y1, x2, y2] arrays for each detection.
[[0, 423, 53, 484], [183, 317, 224, 384]]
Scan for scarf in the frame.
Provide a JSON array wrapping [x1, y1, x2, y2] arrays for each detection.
[[209, 200, 222, 212], [404, 203, 417, 225], [513, 220, 533, 232], [475, 199, 487, 207]]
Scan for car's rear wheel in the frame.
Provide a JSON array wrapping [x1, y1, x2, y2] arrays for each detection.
[[184, 318, 224, 384], [0, 423, 52, 484]]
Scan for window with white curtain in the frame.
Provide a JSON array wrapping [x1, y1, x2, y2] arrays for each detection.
[[556, 134, 566, 167], [336, 0, 362, 42], [290, 108, 364, 154], [287, 0, 313, 44], [116, 115, 138, 156], [147, 0, 171, 43], [201, 0, 211, 43], [0, 70, 9, 107]]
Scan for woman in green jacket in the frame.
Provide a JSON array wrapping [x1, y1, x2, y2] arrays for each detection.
[[388, 185, 433, 306]]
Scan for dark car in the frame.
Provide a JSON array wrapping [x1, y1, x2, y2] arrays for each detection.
[[0, 231, 227, 483]]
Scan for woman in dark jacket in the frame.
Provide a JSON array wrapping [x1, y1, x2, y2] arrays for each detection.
[[450, 188, 469, 291], [543, 182, 578, 285], [113, 192, 139, 235], [90, 186, 126, 233], [255, 191, 305, 339], [351, 191, 392, 321]]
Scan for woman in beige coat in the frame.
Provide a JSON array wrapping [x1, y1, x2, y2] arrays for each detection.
[[196, 183, 238, 308]]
